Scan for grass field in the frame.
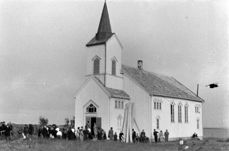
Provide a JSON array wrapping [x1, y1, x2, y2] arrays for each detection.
[[0, 138, 229, 151]]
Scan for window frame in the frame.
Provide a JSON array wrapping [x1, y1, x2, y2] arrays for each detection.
[[184, 105, 188, 123], [156, 118, 160, 129], [197, 119, 200, 129], [171, 103, 175, 123], [178, 104, 182, 123], [92, 56, 101, 75], [111, 59, 116, 75], [86, 104, 97, 113]]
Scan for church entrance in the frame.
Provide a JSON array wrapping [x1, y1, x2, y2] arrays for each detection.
[[85, 117, 101, 136]]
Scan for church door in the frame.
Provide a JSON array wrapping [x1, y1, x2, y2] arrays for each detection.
[[85, 117, 102, 135]]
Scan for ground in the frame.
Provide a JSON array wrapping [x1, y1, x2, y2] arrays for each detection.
[[0, 138, 229, 151]]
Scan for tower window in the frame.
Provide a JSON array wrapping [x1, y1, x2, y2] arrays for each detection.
[[112, 60, 116, 75], [93, 58, 100, 74]]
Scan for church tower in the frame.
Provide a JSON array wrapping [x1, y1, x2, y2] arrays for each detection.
[[85, 2, 123, 90]]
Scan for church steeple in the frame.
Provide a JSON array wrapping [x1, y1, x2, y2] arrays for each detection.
[[96, 1, 112, 40], [86, 1, 114, 46]]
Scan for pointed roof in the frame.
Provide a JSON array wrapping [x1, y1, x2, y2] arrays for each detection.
[[86, 2, 114, 47]]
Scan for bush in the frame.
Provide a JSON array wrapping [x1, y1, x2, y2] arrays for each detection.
[[39, 116, 48, 126]]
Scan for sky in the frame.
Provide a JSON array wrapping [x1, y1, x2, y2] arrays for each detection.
[[0, 0, 229, 128]]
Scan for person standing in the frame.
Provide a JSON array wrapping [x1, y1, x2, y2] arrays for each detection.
[[114, 132, 117, 141], [132, 129, 136, 143], [164, 129, 169, 142], [159, 130, 164, 142], [108, 127, 114, 140], [93, 123, 97, 139], [153, 129, 158, 143]]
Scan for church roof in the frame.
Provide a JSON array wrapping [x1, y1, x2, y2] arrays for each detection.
[[86, 2, 114, 47], [105, 87, 130, 100], [93, 76, 130, 100], [122, 65, 204, 102]]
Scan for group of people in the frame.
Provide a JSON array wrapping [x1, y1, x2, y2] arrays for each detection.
[[153, 129, 170, 143], [0, 122, 13, 141], [75, 125, 107, 141]]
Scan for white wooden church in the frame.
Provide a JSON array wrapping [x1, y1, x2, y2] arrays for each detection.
[[75, 2, 204, 140]]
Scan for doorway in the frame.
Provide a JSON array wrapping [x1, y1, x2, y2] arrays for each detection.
[[85, 117, 102, 135]]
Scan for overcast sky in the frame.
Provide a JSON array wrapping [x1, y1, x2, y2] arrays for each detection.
[[0, 0, 229, 128]]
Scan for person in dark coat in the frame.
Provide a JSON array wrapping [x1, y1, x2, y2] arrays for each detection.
[[23, 125, 29, 139], [108, 127, 114, 140], [132, 129, 136, 143], [5, 123, 12, 141], [140, 129, 146, 142], [153, 129, 159, 143], [119, 131, 124, 142], [114, 132, 117, 141], [28, 124, 34, 136], [164, 129, 169, 142]]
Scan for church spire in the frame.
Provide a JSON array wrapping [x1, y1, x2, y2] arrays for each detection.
[[95, 1, 113, 40], [86, 1, 114, 46]]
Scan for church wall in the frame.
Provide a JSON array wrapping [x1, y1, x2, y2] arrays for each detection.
[[75, 79, 110, 132], [109, 98, 129, 134], [86, 45, 106, 84], [123, 75, 152, 138], [105, 35, 123, 89], [151, 96, 203, 140]]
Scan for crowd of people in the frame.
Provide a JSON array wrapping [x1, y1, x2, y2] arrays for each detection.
[[1, 121, 201, 144], [0, 122, 13, 141]]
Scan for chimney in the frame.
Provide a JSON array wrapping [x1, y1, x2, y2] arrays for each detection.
[[137, 60, 143, 70]]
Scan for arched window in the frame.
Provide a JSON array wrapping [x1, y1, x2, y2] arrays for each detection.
[[93, 58, 100, 74], [86, 104, 97, 113], [156, 118, 160, 129], [178, 104, 182, 123], [112, 60, 116, 75], [197, 119, 200, 129], [117, 115, 123, 129], [185, 105, 188, 123], [170, 103, 175, 123]]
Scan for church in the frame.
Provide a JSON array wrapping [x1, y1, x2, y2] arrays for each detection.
[[75, 2, 204, 140]]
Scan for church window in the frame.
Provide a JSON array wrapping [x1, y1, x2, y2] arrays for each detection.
[[153, 100, 162, 110], [185, 105, 188, 123], [93, 57, 100, 74], [115, 100, 118, 108], [195, 106, 200, 113], [117, 115, 123, 130], [115, 100, 124, 109], [178, 104, 182, 123], [197, 119, 200, 129], [171, 104, 175, 123], [86, 104, 97, 113], [112, 60, 116, 75], [156, 118, 160, 129]]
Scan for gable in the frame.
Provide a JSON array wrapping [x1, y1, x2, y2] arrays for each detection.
[[75, 77, 130, 100]]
